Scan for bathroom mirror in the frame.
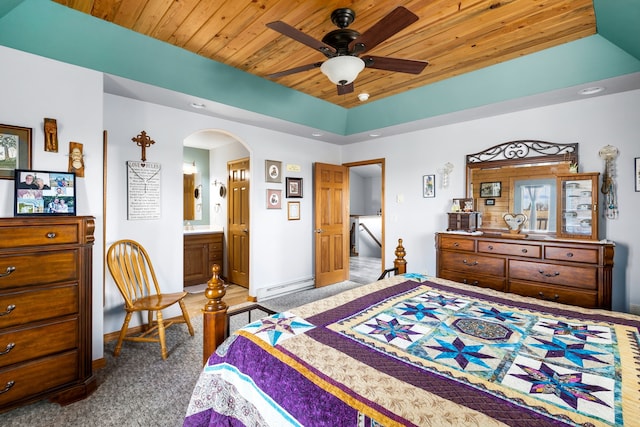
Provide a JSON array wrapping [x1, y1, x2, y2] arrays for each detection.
[[466, 140, 578, 233]]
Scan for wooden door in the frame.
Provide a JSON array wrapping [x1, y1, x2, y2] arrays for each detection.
[[314, 162, 349, 287], [227, 158, 250, 288]]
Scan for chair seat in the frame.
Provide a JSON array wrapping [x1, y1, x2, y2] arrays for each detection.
[[129, 291, 189, 312]]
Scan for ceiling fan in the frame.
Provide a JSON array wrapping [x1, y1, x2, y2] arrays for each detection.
[[266, 6, 429, 95]]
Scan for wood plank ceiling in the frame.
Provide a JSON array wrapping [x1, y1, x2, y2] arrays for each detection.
[[53, 0, 596, 108]]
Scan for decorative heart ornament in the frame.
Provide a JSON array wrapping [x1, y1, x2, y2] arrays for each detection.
[[503, 213, 527, 233]]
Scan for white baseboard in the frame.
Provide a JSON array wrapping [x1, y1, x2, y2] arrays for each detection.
[[257, 277, 314, 301]]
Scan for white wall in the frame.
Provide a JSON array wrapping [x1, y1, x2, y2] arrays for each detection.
[[342, 89, 640, 312], [0, 45, 105, 358]]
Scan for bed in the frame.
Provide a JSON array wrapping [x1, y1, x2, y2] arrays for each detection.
[[185, 241, 639, 426]]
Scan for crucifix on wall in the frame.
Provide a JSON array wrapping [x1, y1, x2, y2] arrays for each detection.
[[131, 130, 155, 163]]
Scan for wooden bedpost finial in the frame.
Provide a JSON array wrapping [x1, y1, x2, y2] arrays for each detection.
[[394, 238, 406, 274], [204, 264, 227, 312]]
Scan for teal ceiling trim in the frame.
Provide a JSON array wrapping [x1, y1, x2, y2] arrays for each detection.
[[1, 1, 638, 137], [347, 35, 640, 135], [593, 0, 640, 61], [0, 0, 347, 135]]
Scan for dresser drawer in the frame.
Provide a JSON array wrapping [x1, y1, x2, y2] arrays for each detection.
[[544, 246, 599, 264], [439, 236, 475, 251], [0, 318, 77, 368], [0, 285, 78, 329], [0, 224, 79, 249], [439, 269, 505, 292], [440, 251, 505, 276], [509, 260, 596, 289], [0, 351, 78, 407], [478, 241, 541, 258], [509, 280, 598, 308], [0, 250, 78, 290]]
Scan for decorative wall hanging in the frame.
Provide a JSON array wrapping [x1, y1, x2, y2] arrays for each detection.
[[286, 177, 303, 198], [599, 144, 619, 219], [423, 174, 435, 198], [437, 162, 454, 188], [480, 181, 501, 198], [126, 161, 161, 220], [131, 130, 155, 163], [0, 124, 31, 179], [266, 189, 282, 209], [68, 141, 85, 177], [265, 160, 282, 183], [44, 118, 58, 152]]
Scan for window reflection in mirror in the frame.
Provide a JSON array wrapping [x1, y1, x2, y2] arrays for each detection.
[[513, 179, 556, 232]]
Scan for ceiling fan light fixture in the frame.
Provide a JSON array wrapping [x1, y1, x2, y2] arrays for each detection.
[[320, 56, 365, 85]]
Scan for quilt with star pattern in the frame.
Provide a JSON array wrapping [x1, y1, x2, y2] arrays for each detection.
[[184, 274, 640, 427]]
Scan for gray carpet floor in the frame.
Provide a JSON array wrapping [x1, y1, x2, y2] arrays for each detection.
[[0, 280, 363, 426]]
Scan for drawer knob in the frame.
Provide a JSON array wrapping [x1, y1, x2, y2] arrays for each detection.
[[0, 304, 16, 317], [538, 291, 560, 301], [521, 249, 528, 254], [0, 266, 16, 278], [487, 245, 494, 250], [566, 252, 574, 258], [453, 242, 459, 247], [462, 259, 478, 266], [46, 232, 57, 238], [538, 270, 560, 277], [0, 380, 15, 395], [0, 342, 15, 356]]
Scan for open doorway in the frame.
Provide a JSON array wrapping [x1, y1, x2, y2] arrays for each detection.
[[345, 159, 384, 284]]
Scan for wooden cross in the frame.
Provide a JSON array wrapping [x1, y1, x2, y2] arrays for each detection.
[[131, 130, 155, 162]]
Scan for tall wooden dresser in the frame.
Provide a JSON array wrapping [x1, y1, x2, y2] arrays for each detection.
[[0, 216, 96, 412], [436, 232, 614, 309]]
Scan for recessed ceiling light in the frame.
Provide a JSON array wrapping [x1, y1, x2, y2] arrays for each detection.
[[311, 132, 323, 137], [369, 133, 381, 137], [190, 102, 206, 109], [358, 92, 370, 102], [578, 87, 604, 96]]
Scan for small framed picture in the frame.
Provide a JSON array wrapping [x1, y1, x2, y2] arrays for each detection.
[[423, 174, 435, 198], [287, 201, 300, 220], [480, 181, 501, 198], [635, 157, 640, 192], [286, 177, 303, 198], [485, 198, 495, 206], [266, 189, 282, 209], [0, 124, 32, 179], [265, 160, 282, 183]]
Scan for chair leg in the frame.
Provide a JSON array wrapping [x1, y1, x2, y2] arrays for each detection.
[[156, 310, 168, 360], [179, 299, 195, 336], [114, 312, 133, 357]]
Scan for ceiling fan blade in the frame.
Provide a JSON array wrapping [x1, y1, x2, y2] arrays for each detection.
[[337, 82, 354, 95], [364, 56, 428, 74], [267, 62, 323, 79], [267, 21, 336, 57], [349, 7, 418, 55]]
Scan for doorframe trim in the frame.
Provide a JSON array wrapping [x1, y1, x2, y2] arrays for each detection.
[[343, 158, 385, 273]]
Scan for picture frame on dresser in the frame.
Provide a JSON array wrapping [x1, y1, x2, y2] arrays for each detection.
[[0, 124, 32, 179], [14, 169, 76, 216]]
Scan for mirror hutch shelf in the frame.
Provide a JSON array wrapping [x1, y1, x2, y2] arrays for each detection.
[[436, 140, 614, 309]]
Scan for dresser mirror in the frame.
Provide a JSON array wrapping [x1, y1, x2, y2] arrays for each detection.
[[466, 140, 579, 234]]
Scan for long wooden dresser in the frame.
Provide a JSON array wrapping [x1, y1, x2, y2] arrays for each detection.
[[0, 216, 96, 412], [435, 232, 614, 309]]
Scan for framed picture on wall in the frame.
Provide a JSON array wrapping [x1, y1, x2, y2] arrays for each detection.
[[423, 174, 435, 198], [287, 201, 300, 220], [267, 189, 282, 209], [265, 160, 282, 183], [480, 181, 502, 197], [0, 124, 32, 179], [286, 177, 303, 198]]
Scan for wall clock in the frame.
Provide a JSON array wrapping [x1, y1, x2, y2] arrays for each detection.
[[126, 161, 161, 220]]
